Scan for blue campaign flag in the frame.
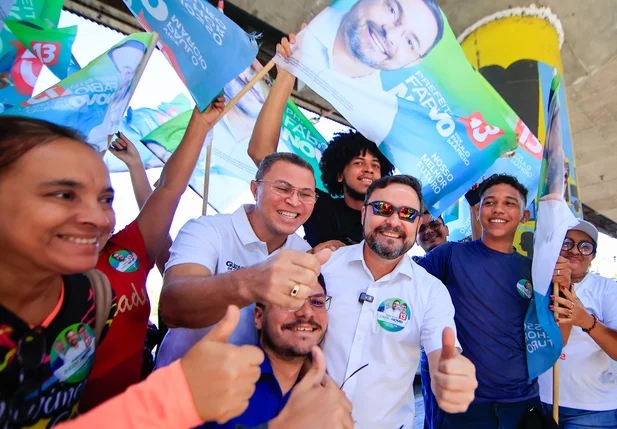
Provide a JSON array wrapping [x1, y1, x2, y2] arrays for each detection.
[[524, 73, 578, 381], [2, 32, 157, 151], [123, 0, 259, 111]]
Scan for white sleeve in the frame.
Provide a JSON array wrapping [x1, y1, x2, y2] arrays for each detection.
[[600, 278, 617, 331], [420, 278, 460, 355], [165, 218, 220, 272]]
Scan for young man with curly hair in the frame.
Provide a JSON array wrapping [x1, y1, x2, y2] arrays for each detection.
[[248, 34, 394, 249]]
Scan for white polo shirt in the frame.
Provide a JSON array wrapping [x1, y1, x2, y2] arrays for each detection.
[[321, 243, 458, 429], [156, 205, 311, 368], [538, 273, 617, 411]]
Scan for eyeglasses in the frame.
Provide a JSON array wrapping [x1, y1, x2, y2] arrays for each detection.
[[365, 201, 419, 222], [418, 219, 444, 234], [256, 180, 318, 204], [562, 237, 596, 256], [282, 294, 332, 312]]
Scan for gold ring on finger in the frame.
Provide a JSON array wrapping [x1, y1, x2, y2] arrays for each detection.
[[290, 284, 301, 297]]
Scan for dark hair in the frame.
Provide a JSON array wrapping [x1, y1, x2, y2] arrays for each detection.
[[0, 116, 90, 172], [320, 130, 394, 197], [65, 329, 77, 339], [421, 0, 445, 58], [364, 174, 423, 210], [479, 174, 529, 207], [255, 152, 314, 181]]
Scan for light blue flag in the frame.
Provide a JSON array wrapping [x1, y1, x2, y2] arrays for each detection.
[[524, 73, 578, 381], [274, 0, 525, 214], [123, 0, 259, 111], [2, 32, 156, 151]]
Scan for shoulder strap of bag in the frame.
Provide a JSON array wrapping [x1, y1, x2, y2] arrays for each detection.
[[85, 269, 113, 345]]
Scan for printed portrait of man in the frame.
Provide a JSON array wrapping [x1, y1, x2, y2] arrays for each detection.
[[87, 39, 147, 150]]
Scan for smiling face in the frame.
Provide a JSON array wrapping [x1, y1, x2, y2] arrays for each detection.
[[341, 0, 439, 71], [0, 138, 115, 275], [417, 213, 448, 252], [561, 229, 595, 280], [339, 151, 382, 199], [255, 281, 328, 358], [362, 183, 421, 260], [251, 160, 316, 238], [479, 184, 528, 245], [65, 331, 79, 348]]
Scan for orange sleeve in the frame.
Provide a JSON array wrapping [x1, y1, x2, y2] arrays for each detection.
[[59, 360, 202, 429]]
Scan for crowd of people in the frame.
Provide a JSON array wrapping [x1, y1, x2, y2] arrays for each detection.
[[0, 29, 616, 429]]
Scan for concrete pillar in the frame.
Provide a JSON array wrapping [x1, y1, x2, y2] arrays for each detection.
[[458, 5, 582, 258]]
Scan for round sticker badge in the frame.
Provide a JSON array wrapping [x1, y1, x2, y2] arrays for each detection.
[[109, 250, 139, 273], [517, 279, 533, 299], [376, 298, 410, 332], [50, 323, 96, 383]]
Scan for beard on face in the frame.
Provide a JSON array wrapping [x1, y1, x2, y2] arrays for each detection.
[[261, 317, 324, 358], [365, 223, 414, 259], [343, 180, 366, 202]]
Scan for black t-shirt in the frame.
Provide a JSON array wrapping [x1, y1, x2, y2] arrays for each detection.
[[303, 189, 363, 247], [0, 274, 115, 428]]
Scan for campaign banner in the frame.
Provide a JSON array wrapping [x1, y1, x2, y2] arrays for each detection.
[[5, 19, 77, 79], [141, 61, 331, 213], [122, 0, 258, 111], [525, 74, 578, 381], [0, 0, 16, 23], [3, 32, 157, 151], [104, 93, 192, 172], [274, 0, 526, 214], [0, 0, 67, 111]]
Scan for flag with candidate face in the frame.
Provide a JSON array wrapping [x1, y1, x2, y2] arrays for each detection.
[[274, 0, 539, 214], [122, 0, 258, 111], [2, 32, 156, 151], [524, 73, 578, 381]]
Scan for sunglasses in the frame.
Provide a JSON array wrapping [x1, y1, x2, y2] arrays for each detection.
[[418, 219, 444, 234], [562, 237, 596, 256], [365, 201, 419, 222]]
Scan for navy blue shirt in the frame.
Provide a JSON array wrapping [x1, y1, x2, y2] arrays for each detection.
[[202, 349, 293, 429], [417, 240, 539, 403]]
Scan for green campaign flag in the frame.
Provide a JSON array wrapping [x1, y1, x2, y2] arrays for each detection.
[[142, 109, 192, 153], [281, 101, 328, 192], [5, 19, 77, 79]]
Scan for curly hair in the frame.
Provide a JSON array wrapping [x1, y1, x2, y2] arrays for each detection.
[[319, 130, 394, 197]]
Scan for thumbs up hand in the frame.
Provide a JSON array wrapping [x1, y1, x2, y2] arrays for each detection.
[[180, 305, 264, 424], [269, 347, 354, 429], [430, 327, 477, 413]]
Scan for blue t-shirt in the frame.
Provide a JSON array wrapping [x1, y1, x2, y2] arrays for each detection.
[[417, 240, 539, 403], [202, 349, 293, 429]]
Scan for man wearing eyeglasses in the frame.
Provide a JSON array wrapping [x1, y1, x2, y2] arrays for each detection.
[[321, 174, 478, 429], [417, 211, 449, 253], [156, 152, 330, 368], [202, 275, 337, 429]]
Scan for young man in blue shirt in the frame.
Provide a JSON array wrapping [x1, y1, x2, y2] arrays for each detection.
[[417, 174, 571, 429], [203, 275, 337, 429]]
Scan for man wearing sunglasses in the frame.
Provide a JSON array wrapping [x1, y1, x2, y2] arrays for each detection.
[[417, 174, 572, 429], [202, 275, 342, 429], [538, 220, 617, 428], [156, 152, 330, 368], [417, 211, 449, 253], [247, 38, 395, 251], [321, 174, 477, 429]]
